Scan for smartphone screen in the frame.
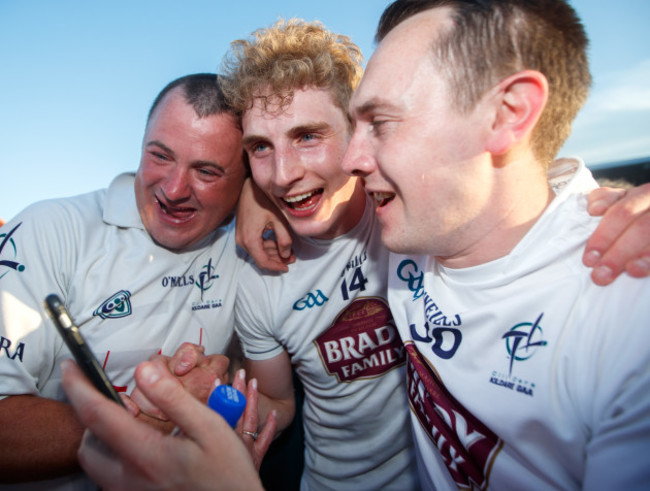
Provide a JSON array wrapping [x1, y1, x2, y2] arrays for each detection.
[[44, 294, 125, 406]]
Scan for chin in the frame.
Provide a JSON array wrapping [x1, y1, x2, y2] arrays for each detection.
[[293, 221, 334, 240], [150, 230, 192, 251], [380, 228, 414, 255]]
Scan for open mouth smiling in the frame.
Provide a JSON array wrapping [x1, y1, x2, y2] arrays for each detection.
[[156, 197, 196, 220], [282, 189, 324, 211]]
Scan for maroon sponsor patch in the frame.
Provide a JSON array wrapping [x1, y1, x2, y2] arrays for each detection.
[[406, 343, 502, 489], [315, 297, 405, 382]]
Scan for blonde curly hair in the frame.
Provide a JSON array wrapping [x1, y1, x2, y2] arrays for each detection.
[[220, 19, 363, 118]]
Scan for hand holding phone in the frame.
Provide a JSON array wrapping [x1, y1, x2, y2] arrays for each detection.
[[45, 294, 125, 407]]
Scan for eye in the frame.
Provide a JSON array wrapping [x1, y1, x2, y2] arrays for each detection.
[[195, 166, 224, 180], [300, 133, 316, 142], [370, 120, 388, 136], [198, 168, 216, 177], [247, 141, 270, 157], [150, 150, 169, 161]]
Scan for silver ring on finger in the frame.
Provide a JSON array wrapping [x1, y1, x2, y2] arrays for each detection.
[[242, 430, 259, 440]]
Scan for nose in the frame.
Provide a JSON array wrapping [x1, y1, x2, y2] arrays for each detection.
[[272, 146, 304, 189], [161, 165, 191, 202], [341, 127, 375, 178]]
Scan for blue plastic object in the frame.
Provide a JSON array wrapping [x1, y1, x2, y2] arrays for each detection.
[[207, 385, 246, 428]]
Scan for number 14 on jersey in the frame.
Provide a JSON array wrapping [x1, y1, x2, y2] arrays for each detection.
[[341, 267, 369, 301]]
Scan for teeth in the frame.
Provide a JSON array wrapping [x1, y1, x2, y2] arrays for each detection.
[[284, 190, 316, 203], [373, 192, 393, 203], [158, 199, 192, 215]]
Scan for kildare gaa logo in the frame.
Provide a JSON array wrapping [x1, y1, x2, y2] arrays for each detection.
[[502, 312, 548, 375], [196, 258, 219, 300]]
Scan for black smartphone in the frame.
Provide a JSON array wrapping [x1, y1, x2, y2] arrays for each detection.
[[44, 294, 125, 406]]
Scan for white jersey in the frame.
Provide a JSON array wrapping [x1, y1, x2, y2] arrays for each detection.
[[0, 173, 242, 490], [387, 161, 650, 490], [235, 197, 419, 490]]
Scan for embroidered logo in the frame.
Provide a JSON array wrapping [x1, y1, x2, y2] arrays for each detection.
[[0, 223, 25, 280], [93, 290, 132, 319], [293, 290, 329, 311], [196, 258, 219, 300], [502, 313, 548, 375]]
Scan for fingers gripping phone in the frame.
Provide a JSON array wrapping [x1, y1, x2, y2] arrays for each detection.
[[45, 294, 125, 406]]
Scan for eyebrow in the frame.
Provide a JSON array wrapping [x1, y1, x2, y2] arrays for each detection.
[[352, 98, 399, 118], [241, 134, 266, 147], [288, 121, 332, 136]]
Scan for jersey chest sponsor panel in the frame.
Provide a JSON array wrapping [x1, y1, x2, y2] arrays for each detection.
[[268, 239, 405, 387], [315, 296, 405, 382]]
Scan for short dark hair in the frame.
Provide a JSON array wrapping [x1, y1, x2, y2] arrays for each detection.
[[147, 73, 236, 123], [146, 73, 248, 175], [376, 0, 591, 167]]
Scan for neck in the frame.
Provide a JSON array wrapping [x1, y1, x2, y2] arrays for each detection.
[[437, 159, 552, 269]]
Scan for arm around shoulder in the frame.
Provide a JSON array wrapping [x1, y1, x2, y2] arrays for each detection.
[[585, 183, 650, 284]]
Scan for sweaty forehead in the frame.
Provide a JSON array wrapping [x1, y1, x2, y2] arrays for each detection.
[[351, 8, 451, 112]]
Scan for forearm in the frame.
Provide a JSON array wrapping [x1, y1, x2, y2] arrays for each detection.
[[242, 352, 295, 438], [0, 395, 84, 483], [255, 389, 295, 438]]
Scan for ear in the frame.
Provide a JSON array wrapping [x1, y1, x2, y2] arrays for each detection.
[[485, 70, 548, 156]]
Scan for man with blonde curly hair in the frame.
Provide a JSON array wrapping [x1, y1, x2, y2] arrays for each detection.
[[220, 19, 420, 489]]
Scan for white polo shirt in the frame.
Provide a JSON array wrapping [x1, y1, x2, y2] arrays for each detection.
[[0, 173, 243, 490]]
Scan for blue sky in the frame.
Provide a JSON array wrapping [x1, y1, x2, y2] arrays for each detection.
[[1, 0, 649, 223]]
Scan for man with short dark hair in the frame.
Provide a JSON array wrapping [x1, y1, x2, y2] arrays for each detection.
[[0, 74, 247, 489], [343, 1, 650, 488]]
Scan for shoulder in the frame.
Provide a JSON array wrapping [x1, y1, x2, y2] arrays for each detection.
[[578, 275, 650, 331], [3, 189, 106, 238]]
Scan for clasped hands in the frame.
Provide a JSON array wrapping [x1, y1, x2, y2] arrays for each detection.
[[121, 343, 276, 470]]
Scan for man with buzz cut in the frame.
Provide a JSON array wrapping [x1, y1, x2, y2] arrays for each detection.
[[343, 0, 650, 488], [0, 74, 246, 489]]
